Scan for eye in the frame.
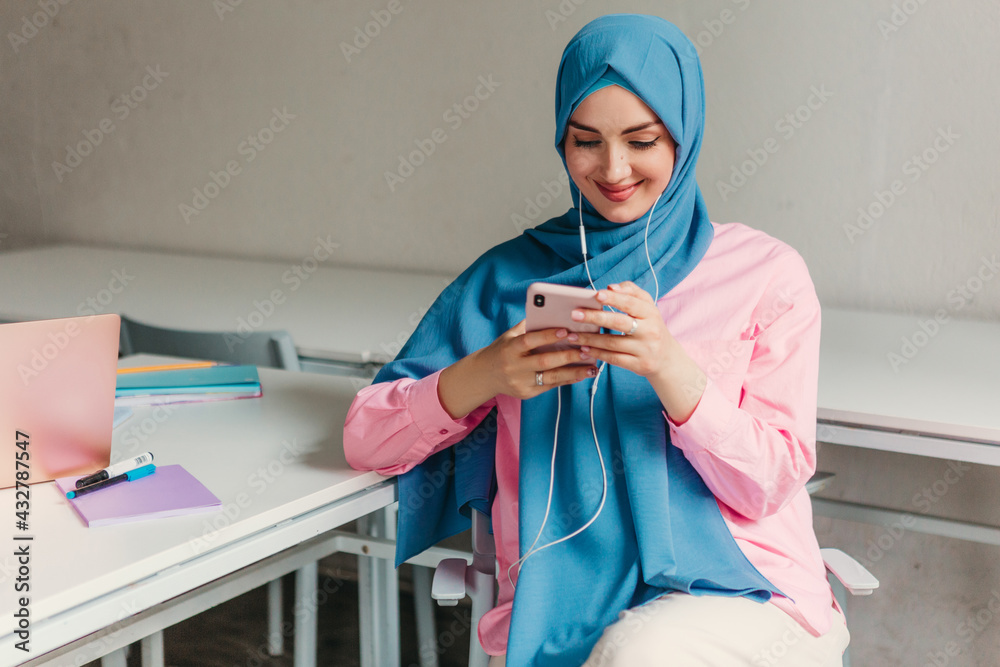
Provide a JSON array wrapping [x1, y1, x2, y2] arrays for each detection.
[[630, 138, 659, 151], [573, 137, 601, 149]]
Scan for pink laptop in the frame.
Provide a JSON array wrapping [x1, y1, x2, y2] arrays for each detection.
[[1, 314, 120, 488]]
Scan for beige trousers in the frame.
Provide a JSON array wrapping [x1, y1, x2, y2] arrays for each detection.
[[488, 593, 849, 666]]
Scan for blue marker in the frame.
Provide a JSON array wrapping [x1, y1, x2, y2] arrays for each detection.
[[76, 451, 154, 488], [67, 464, 156, 499]]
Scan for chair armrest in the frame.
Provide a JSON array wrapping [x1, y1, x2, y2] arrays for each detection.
[[805, 471, 836, 495], [432, 558, 469, 606], [821, 548, 879, 596]]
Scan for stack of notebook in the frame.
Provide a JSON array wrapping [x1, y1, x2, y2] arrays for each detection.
[[115, 364, 262, 406]]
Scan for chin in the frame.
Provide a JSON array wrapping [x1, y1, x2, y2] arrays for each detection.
[[594, 203, 643, 224]]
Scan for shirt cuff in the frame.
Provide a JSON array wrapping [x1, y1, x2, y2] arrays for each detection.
[[407, 369, 478, 442], [664, 375, 739, 453]]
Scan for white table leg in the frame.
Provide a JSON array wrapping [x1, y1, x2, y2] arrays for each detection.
[[413, 564, 439, 667], [358, 531, 374, 667], [268, 578, 284, 655], [358, 506, 400, 667], [294, 562, 318, 667], [140, 631, 165, 667], [101, 646, 128, 667], [382, 506, 400, 665]]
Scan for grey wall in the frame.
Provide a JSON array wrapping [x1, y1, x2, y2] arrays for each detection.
[[2, 1, 999, 664]]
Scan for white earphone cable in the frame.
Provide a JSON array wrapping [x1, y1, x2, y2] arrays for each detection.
[[508, 183, 664, 588]]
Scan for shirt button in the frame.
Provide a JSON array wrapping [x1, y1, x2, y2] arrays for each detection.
[[439, 429, 449, 435]]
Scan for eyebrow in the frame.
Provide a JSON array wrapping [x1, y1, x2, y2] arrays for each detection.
[[568, 120, 662, 135]]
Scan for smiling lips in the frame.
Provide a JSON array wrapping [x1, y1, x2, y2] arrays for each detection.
[[595, 179, 643, 202]]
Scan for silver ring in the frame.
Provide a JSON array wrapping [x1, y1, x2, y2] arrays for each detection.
[[535, 371, 544, 386], [627, 319, 639, 336]]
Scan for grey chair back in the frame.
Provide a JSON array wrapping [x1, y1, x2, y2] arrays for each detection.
[[118, 315, 301, 371]]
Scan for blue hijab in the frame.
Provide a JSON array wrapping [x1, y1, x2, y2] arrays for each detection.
[[373, 14, 780, 666]]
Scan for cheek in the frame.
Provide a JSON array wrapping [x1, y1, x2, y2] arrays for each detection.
[[640, 151, 675, 185], [565, 150, 593, 185]]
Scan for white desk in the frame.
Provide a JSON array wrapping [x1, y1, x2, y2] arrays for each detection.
[[815, 308, 1000, 546], [0, 355, 395, 667], [0, 244, 455, 368], [817, 308, 1000, 449]]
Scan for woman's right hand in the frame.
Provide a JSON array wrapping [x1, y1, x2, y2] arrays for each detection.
[[479, 319, 597, 400], [437, 319, 597, 419]]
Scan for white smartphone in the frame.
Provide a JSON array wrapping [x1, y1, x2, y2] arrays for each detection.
[[525, 282, 601, 360]]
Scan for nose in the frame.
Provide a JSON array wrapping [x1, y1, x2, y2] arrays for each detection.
[[598, 142, 631, 183]]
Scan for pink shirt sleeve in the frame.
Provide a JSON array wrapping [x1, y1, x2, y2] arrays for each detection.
[[343, 368, 497, 475], [665, 251, 821, 520]]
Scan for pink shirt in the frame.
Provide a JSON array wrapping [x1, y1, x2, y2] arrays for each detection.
[[343, 221, 835, 656]]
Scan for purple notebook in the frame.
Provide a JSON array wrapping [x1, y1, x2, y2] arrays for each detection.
[[55, 464, 221, 527]]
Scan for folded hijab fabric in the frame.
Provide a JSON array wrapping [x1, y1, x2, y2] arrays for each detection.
[[372, 14, 781, 666]]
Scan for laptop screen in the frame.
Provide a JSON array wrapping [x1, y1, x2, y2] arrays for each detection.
[[0, 314, 120, 487]]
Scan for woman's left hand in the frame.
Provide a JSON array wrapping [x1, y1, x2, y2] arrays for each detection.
[[568, 281, 678, 380]]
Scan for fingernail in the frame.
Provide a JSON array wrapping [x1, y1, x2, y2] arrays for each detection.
[[580, 346, 590, 353], [571, 310, 584, 321], [567, 333, 579, 342], [556, 329, 568, 338], [609, 283, 619, 290], [587, 367, 597, 377], [580, 353, 590, 360], [596, 291, 608, 302]]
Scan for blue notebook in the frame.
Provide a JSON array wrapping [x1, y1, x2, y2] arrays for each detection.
[[115, 365, 262, 406]]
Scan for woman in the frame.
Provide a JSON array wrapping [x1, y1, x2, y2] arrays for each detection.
[[344, 14, 848, 666]]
